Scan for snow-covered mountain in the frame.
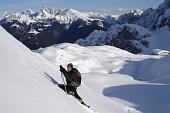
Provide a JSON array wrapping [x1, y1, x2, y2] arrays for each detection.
[[1, 0, 170, 55], [117, 9, 143, 25], [76, 0, 170, 54], [138, 0, 170, 29], [98, 8, 130, 15], [2, 8, 114, 24], [0, 8, 114, 50], [117, 0, 170, 30], [76, 24, 151, 54]]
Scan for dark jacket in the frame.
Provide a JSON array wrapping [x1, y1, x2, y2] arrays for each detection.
[[60, 66, 81, 88]]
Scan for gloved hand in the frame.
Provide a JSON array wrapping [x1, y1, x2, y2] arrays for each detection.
[[60, 65, 65, 72]]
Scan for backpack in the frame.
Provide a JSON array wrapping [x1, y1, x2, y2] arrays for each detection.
[[73, 68, 81, 87]]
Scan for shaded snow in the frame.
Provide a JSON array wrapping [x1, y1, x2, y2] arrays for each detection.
[[143, 26, 170, 54]]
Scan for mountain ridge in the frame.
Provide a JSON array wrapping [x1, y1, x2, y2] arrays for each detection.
[[0, 0, 170, 54]]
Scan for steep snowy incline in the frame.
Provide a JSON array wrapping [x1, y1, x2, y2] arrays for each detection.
[[0, 26, 90, 113], [36, 43, 170, 113]]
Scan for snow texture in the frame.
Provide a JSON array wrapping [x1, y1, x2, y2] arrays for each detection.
[[0, 26, 90, 113], [36, 43, 170, 113]]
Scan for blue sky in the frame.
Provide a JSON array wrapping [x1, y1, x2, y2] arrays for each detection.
[[0, 0, 164, 12]]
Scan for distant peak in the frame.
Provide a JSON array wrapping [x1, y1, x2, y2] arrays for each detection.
[[39, 8, 48, 13], [130, 9, 143, 15], [22, 9, 34, 15], [66, 8, 74, 11], [64, 8, 80, 13]]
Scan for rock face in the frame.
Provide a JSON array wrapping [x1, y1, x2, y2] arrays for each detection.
[[138, 0, 170, 29], [76, 0, 170, 54], [117, 9, 143, 25], [117, 0, 170, 30], [110, 25, 150, 54], [1, 20, 66, 50], [0, 8, 112, 50], [76, 24, 151, 54]]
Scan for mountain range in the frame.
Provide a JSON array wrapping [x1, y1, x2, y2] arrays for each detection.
[[0, 8, 113, 50], [0, 0, 170, 54], [77, 0, 170, 54]]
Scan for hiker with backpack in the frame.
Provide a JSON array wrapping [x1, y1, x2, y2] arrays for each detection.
[[59, 63, 89, 107]]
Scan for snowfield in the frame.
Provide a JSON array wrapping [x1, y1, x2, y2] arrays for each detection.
[[36, 43, 170, 113], [1, 25, 170, 113]]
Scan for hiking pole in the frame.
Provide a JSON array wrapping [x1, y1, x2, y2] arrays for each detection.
[[60, 55, 68, 94], [61, 72, 67, 94]]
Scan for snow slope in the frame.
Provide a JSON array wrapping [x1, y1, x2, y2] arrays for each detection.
[[0, 26, 91, 113], [143, 26, 170, 53], [36, 43, 170, 113]]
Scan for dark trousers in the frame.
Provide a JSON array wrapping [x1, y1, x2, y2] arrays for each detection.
[[58, 84, 85, 105]]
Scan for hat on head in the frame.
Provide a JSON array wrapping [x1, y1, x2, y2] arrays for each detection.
[[67, 63, 73, 68]]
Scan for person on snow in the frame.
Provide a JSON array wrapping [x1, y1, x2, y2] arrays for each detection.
[[59, 63, 88, 107]]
